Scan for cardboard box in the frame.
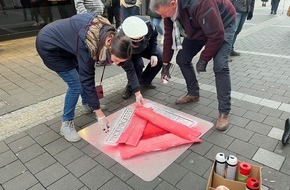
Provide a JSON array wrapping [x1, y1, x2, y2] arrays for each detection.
[[206, 161, 262, 190]]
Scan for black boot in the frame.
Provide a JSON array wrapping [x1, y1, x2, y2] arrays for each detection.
[[122, 86, 132, 99], [282, 118, 290, 145]]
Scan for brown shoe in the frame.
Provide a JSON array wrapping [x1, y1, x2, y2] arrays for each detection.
[[175, 94, 199, 104], [216, 113, 229, 131]]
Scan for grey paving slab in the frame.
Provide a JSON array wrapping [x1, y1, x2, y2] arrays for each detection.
[[0, 141, 9, 154], [2, 171, 38, 190], [46, 174, 84, 190], [205, 131, 235, 148], [228, 114, 250, 128], [35, 162, 69, 187], [0, 150, 18, 168], [126, 175, 161, 190], [189, 140, 214, 156], [34, 130, 61, 146], [27, 183, 46, 190], [268, 127, 284, 140], [263, 116, 285, 129], [246, 120, 273, 135], [66, 154, 98, 178], [95, 152, 117, 169], [249, 133, 279, 151], [243, 110, 267, 122], [262, 166, 290, 190], [160, 162, 188, 185], [16, 143, 46, 163], [25, 152, 56, 174], [154, 181, 179, 190], [180, 152, 212, 176], [226, 125, 255, 141], [253, 148, 285, 170], [7, 135, 35, 153], [79, 165, 114, 190], [98, 177, 134, 190], [228, 139, 259, 159], [26, 124, 51, 138], [281, 157, 290, 176], [109, 163, 134, 181], [43, 138, 71, 156], [80, 143, 102, 158], [0, 160, 27, 184], [54, 146, 84, 166], [176, 172, 208, 190]]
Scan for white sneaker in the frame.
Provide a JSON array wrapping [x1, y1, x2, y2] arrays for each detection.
[[100, 104, 107, 110], [60, 121, 81, 142], [39, 20, 45, 24], [32, 22, 39, 26]]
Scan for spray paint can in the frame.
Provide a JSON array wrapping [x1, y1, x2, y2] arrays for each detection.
[[225, 155, 238, 180], [215, 153, 226, 177], [246, 178, 260, 190], [238, 162, 251, 182]]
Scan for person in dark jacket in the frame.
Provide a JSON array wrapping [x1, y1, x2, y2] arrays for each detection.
[[150, 0, 236, 131], [270, 0, 280, 14], [102, 0, 121, 28], [118, 16, 163, 99], [230, 0, 255, 56], [36, 13, 144, 142], [146, 0, 164, 44]]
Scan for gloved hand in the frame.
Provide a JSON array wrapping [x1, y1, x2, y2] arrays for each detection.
[[196, 59, 208, 73], [247, 11, 253, 20], [161, 63, 172, 81], [150, 55, 158, 67], [97, 116, 109, 133], [135, 93, 144, 106]]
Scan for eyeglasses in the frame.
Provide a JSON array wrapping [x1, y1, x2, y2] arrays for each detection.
[[131, 36, 144, 42]]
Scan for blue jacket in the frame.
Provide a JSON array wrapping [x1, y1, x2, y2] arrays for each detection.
[[36, 13, 139, 110]]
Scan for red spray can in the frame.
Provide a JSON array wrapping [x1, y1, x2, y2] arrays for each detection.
[[246, 178, 260, 190]]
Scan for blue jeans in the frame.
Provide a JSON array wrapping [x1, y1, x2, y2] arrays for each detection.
[[231, 12, 248, 50], [176, 22, 235, 114], [121, 5, 140, 21], [57, 69, 88, 121], [151, 18, 164, 35]]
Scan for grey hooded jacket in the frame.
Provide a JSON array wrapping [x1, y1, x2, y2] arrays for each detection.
[[75, 0, 104, 14]]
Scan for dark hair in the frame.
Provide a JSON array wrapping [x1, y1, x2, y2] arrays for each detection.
[[110, 34, 132, 60]]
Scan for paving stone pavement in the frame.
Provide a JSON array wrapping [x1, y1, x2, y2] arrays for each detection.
[[1, 2, 290, 190]]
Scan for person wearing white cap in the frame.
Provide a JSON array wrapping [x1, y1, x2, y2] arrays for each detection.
[[118, 15, 163, 99], [36, 13, 143, 142]]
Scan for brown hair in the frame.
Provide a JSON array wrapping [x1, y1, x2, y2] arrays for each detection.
[[110, 34, 132, 60]]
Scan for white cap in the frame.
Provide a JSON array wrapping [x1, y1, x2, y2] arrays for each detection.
[[122, 16, 148, 39], [226, 155, 238, 166], [215, 152, 226, 163]]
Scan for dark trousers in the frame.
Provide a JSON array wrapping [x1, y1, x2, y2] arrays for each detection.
[[121, 5, 140, 21], [271, 0, 280, 13], [176, 22, 235, 114], [107, 5, 121, 28], [128, 46, 163, 88]]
